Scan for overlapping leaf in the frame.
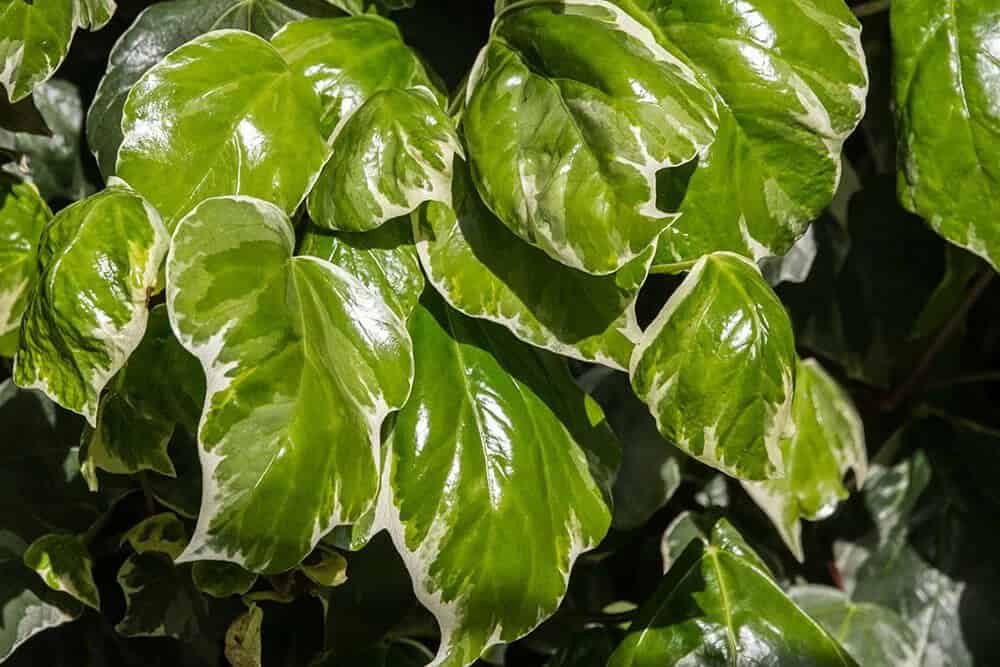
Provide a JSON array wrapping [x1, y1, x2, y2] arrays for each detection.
[[789, 585, 916, 666], [13, 181, 167, 425], [0, 0, 115, 102], [648, 0, 868, 266], [465, 0, 719, 274], [298, 220, 424, 321], [81, 304, 204, 486], [167, 196, 413, 573], [743, 358, 867, 560], [630, 252, 796, 480], [87, 0, 340, 178], [415, 161, 650, 370], [893, 0, 1000, 271], [117, 30, 328, 230], [374, 296, 619, 666], [0, 179, 50, 339], [273, 16, 459, 232], [609, 519, 856, 666]]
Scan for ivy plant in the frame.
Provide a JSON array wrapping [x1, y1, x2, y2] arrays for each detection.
[[2, 0, 999, 665]]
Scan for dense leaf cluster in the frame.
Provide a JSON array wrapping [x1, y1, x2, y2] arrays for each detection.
[[1, 0, 999, 665]]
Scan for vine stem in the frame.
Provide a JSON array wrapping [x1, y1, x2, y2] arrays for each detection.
[[852, 0, 890, 17], [879, 270, 995, 412], [138, 472, 157, 517]]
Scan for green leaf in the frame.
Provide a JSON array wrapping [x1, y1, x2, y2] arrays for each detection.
[[743, 358, 867, 560], [658, 510, 711, 573], [121, 513, 189, 561], [81, 304, 204, 485], [609, 520, 856, 667], [13, 181, 167, 425], [0, 179, 50, 337], [836, 453, 974, 667], [0, 557, 81, 663], [115, 552, 207, 640], [307, 87, 461, 232], [272, 17, 455, 232], [224, 603, 263, 667], [630, 252, 796, 481], [643, 0, 868, 266], [2, 80, 92, 202], [300, 549, 348, 588], [320, 639, 434, 667], [148, 430, 203, 520], [191, 561, 258, 599], [117, 30, 327, 231], [0, 0, 115, 102], [789, 585, 917, 666], [415, 160, 651, 371], [271, 15, 440, 138], [22, 534, 99, 611], [464, 1, 719, 274], [87, 0, 339, 179], [166, 196, 413, 573], [892, 0, 1000, 272], [375, 296, 619, 666], [298, 219, 424, 322]]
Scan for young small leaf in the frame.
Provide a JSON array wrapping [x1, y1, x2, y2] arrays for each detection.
[[630, 252, 796, 481]]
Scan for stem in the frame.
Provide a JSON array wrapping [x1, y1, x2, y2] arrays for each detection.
[[879, 271, 994, 412], [852, 0, 890, 17], [138, 472, 157, 517], [649, 259, 697, 275], [914, 404, 1000, 439]]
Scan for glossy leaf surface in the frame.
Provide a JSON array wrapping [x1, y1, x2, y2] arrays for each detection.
[[375, 297, 619, 666], [0, 0, 115, 102], [87, 0, 339, 178], [743, 358, 867, 560], [649, 0, 868, 265], [893, 0, 1000, 271], [13, 182, 167, 425], [416, 161, 651, 370], [298, 220, 424, 322], [308, 87, 460, 232], [0, 179, 50, 338], [630, 252, 796, 480], [272, 15, 439, 138], [166, 196, 413, 573], [464, 0, 719, 274], [117, 30, 327, 230], [609, 520, 856, 666]]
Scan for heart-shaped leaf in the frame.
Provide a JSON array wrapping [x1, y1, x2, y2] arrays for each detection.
[[117, 30, 327, 231], [13, 181, 167, 424], [464, 0, 719, 274], [630, 252, 796, 481], [374, 296, 619, 666], [167, 196, 413, 573]]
